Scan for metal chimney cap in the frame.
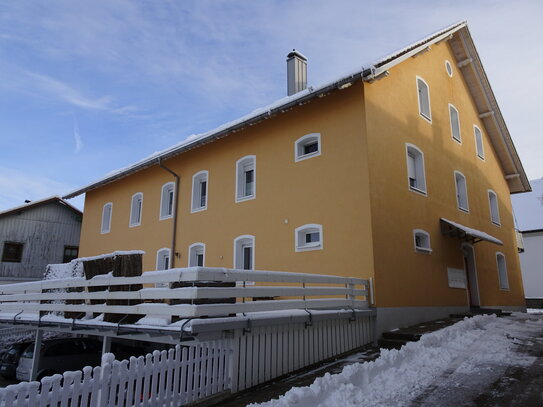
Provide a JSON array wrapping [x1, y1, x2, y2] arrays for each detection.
[[287, 49, 307, 61]]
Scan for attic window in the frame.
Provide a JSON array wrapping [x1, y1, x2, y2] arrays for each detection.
[[445, 60, 453, 77], [449, 104, 461, 143], [474, 126, 485, 160], [295, 133, 321, 161]]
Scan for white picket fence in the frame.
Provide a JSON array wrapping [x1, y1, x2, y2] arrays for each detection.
[[0, 340, 231, 407]]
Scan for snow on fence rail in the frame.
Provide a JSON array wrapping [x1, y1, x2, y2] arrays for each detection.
[[0, 340, 231, 407], [0, 267, 370, 321]]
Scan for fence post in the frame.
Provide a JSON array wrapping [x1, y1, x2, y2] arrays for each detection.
[[102, 335, 112, 355], [30, 328, 43, 381]]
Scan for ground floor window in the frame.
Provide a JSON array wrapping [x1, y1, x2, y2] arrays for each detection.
[[1, 242, 23, 262], [63, 246, 79, 263]]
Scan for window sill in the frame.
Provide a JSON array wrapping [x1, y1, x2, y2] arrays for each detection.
[[477, 154, 485, 161], [458, 207, 469, 214], [295, 151, 321, 162], [296, 244, 322, 252], [236, 194, 255, 203], [100, 230, 110, 235], [491, 221, 501, 227], [129, 223, 141, 228], [452, 137, 462, 144], [159, 214, 173, 221], [419, 112, 432, 123], [409, 186, 427, 196], [415, 247, 432, 254], [191, 206, 207, 214]]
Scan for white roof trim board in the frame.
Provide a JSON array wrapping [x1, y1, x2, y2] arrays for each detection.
[[64, 21, 529, 198], [440, 218, 503, 246]]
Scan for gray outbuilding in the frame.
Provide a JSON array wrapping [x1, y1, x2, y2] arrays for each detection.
[[0, 196, 82, 284]]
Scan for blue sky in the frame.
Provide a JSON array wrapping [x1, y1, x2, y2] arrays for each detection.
[[1, 0, 542, 211]]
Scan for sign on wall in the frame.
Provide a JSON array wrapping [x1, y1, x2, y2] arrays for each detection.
[[447, 267, 467, 289]]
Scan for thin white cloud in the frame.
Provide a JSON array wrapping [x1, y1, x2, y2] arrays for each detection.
[[0, 166, 83, 211], [72, 115, 83, 153]]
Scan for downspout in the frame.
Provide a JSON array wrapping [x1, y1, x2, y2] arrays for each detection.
[[158, 158, 179, 268]]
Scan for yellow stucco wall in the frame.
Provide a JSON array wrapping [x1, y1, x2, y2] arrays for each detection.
[[363, 40, 525, 308], [80, 84, 375, 281]]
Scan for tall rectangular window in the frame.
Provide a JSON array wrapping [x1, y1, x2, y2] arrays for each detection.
[[129, 193, 143, 227], [449, 104, 461, 142], [474, 126, 485, 159], [188, 243, 205, 267], [1, 242, 23, 263], [454, 171, 469, 212], [234, 235, 255, 270], [406, 144, 427, 194], [191, 171, 208, 212], [160, 182, 175, 219], [488, 190, 500, 225], [101, 203, 112, 234], [236, 156, 256, 202], [496, 253, 509, 290], [417, 77, 431, 121]]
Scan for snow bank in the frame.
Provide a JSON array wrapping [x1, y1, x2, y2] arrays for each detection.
[[252, 314, 542, 407]]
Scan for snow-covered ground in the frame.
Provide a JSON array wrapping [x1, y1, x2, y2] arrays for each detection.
[[251, 313, 543, 407]]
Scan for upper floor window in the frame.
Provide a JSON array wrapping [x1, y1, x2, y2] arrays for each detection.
[[129, 192, 143, 227], [191, 171, 208, 212], [188, 243, 205, 267], [474, 125, 485, 160], [413, 229, 431, 254], [236, 155, 256, 202], [416, 76, 431, 122], [496, 252, 509, 290], [1, 242, 23, 263], [406, 144, 427, 194], [454, 171, 469, 212], [234, 235, 254, 270], [101, 202, 112, 234], [160, 182, 175, 220], [445, 60, 453, 77], [449, 104, 461, 143], [488, 190, 501, 225], [156, 248, 171, 271], [295, 224, 323, 252], [295, 133, 321, 162]]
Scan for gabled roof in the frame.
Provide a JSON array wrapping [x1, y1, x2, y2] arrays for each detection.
[[0, 196, 82, 219], [64, 21, 530, 198]]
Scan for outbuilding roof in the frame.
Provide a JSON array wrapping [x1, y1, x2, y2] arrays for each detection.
[[64, 21, 530, 199], [0, 196, 82, 219]]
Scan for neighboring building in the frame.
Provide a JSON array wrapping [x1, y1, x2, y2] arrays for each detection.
[[511, 178, 543, 307], [65, 21, 530, 332], [0, 197, 82, 284]]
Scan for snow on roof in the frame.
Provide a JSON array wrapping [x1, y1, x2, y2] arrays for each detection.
[[440, 218, 503, 245], [511, 178, 543, 232], [0, 195, 82, 218], [63, 22, 469, 199]]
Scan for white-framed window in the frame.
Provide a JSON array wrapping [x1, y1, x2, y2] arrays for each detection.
[[496, 252, 509, 290], [406, 143, 427, 195], [445, 60, 453, 77], [188, 243, 205, 267], [454, 171, 469, 212], [191, 171, 208, 212], [160, 182, 175, 220], [235, 155, 256, 202], [474, 125, 485, 160], [416, 76, 431, 122], [233, 235, 255, 270], [449, 104, 461, 143], [295, 224, 323, 252], [156, 248, 171, 271], [101, 202, 112, 234], [488, 190, 501, 225], [129, 192, 143, 227], [295, 133, 321, 162], [413, 229, 432, 253]]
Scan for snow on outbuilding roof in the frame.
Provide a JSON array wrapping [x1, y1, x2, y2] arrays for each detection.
[[63, 21, 530, 198], [0, 196, 82, 219], [511, 178, 543, 232]]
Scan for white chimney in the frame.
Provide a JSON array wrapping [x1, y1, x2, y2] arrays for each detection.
[[287, 49, 307, 96]]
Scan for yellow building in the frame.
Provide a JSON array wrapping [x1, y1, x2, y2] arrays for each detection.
[[65, 22, 530, 332]]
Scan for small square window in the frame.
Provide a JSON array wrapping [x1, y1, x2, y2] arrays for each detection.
[[413, 230, 431, 254], [2, 242, 23, 263], [295, 133, 321, 162], [63, 246, 79, 263], [295, 224, 323, 252]]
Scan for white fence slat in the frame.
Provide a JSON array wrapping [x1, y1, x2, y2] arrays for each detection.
[[38, 377, 53, 407], [186, 345, 196, 403]]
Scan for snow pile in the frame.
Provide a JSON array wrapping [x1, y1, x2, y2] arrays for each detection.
[[44, 260, 84, 280], [252, 314, 542, 407]]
